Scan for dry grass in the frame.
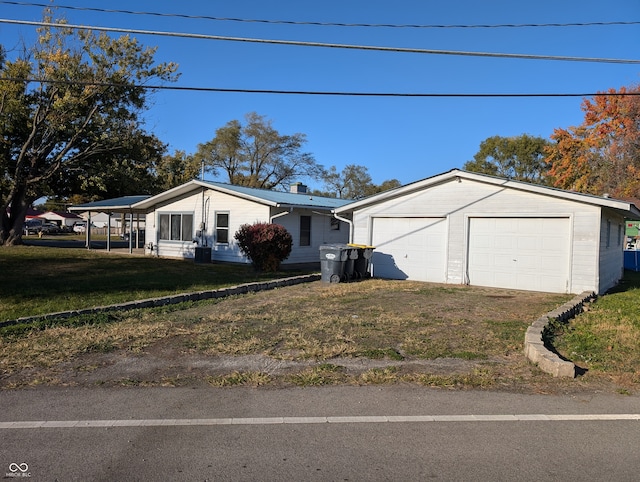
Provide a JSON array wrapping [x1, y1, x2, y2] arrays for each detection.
[[1, 279, 585, 391]]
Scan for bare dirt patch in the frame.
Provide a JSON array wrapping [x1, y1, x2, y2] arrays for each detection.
[[0, 279, 622, 393]]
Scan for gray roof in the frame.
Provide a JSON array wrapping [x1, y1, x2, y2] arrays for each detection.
[[200, 180, 351, 208], [132, 180, 352, 211]]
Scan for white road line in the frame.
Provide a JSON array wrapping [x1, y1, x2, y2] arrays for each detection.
[[0, 414, 639, 429]]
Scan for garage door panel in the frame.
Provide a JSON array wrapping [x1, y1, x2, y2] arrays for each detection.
[[372, 217, 446, 282], [468, 217, 570, 293], [518, 237, 539, 250]]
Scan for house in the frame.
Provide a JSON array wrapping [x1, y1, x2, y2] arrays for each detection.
[[334, 169, 640, 294], [130, 181, 351, 264], [38, 211, 82, 229], [17, 208, 43, 220], [74, 211, 112, 229]]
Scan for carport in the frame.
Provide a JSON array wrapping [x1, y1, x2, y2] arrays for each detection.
[[68, 196, 150, 253]]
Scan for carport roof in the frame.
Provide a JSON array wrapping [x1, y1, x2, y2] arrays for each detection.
[[68, 195, 151, 213]]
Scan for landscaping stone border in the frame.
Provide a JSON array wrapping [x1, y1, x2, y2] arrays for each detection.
[[0, 274, 320, 329], [524, 291, 597, 378]]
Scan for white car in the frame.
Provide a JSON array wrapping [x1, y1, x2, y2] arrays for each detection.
[[72, 223, 86, 233]]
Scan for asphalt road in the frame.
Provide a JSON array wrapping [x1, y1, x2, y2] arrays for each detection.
[[1, 386, 639, 481]]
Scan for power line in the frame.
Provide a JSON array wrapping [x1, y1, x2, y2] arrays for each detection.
[[2, 18, 639, 64], [1, 1, 638, 30], [3, 77, 640, 97]]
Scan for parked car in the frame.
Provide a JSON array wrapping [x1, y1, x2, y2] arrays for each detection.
[[23, 219, 44, 235], [72, 222, 86, 233], [41, 222, 60, 234]]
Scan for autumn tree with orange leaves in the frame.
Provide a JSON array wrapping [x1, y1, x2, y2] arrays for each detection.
[[546, 85, 640, 199]]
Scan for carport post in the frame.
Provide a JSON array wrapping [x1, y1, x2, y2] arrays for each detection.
[[135, 213, 140, 250], [86, 212, 92, 249], [128, 212, 133, 254], [107, 213, 111, 252]]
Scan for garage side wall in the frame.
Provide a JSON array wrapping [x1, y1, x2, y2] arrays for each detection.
[[351, 178, 604, 293], [597, 210, 626, 293]]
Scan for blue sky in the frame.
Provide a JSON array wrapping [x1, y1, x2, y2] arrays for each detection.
[[1, 0, 639, 191]]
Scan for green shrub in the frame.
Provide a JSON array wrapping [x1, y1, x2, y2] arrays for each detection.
[[234, 222, 293, 272]]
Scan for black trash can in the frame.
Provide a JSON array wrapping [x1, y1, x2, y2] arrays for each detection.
[[194, 246, 212, 264], [350, 244, 375, 279], [320, 244, 349, 283], [343, 247, 359, 280]]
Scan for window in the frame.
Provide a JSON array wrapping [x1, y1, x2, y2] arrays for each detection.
[[215, 212, 229, 244], [300, 215, 311, 246], [159, 213, 193, 241], [330, 218, 340, 231], [617, 224, 622, 246]]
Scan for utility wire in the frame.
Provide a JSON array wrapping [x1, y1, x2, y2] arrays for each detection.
[[2, 18, 639, 64], [1, 1, 639, 29], [3, 77, 640, 97]]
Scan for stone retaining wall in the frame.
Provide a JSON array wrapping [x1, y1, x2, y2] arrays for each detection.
[[524, 291, 596, 378], [0, 274, 320, 328]]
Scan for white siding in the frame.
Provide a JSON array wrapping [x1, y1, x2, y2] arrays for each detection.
[[207, 189, 271, 263], [351, 177, 608, 293], [145, 188, 348, 264], [598, 210, 626, 293], [276, 209, 349, 264], [145, 188, 269, 262], [145, 191, 201, 260]]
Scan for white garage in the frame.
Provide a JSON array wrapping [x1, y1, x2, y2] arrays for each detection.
[[467, 217, 570, 292], [371, 217, 447, 281], [335, 169, 640, 294]]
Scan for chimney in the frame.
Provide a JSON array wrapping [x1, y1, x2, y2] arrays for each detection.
[[290, 182, 307, 194]]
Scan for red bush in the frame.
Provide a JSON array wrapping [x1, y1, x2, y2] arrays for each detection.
[[234, 222, 293, 272]]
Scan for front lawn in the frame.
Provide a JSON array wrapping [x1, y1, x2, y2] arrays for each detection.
[[0, 245, 305, 321], [2, 245, 638, 393]]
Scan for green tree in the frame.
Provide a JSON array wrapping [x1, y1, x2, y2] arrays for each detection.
[[322, 164, 401, 199], [154, 150, 202, 191], [464, 134, 552, 184], [365, 178, 402, 197], [0, 12, 178, 246], [195, 112, 324, 190]]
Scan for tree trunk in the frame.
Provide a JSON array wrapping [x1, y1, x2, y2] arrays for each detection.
[[0, 188, 31, 247]]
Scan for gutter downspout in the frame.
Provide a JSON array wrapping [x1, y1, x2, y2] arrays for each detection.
[[270, 207, 292, 224], [333, 211, 354, 243]]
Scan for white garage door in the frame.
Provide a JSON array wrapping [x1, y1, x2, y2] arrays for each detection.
[[468, 217, 570, 293], [371, 217, 446, 282]]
